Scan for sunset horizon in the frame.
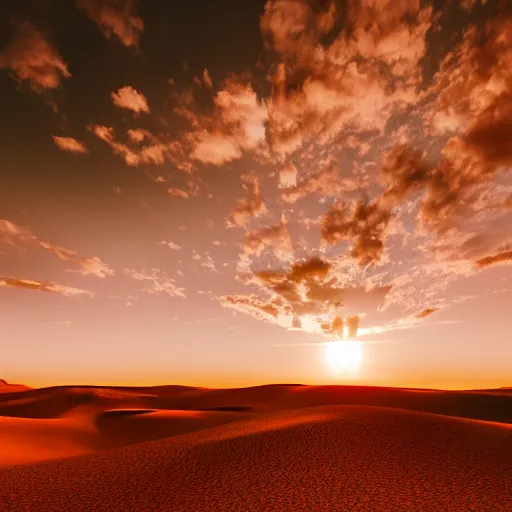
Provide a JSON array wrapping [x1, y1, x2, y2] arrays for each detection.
[[2, 0, 512, 394], [1, 1, 511, 509]]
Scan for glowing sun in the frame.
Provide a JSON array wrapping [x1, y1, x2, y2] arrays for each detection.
[[324, 341, 363, 373]]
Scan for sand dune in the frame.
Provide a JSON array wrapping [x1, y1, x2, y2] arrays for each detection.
[[0, 405, 253, 466], [0, 384, 511, 510], [1, 405, 511, 511], [1, 383, 511, 421], [94, 408, 254, 450], [0, 380, 30, 394], [0, 415, 96, 466]]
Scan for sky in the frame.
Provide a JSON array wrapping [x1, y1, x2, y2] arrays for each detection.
[[1, 0, 511, 390]]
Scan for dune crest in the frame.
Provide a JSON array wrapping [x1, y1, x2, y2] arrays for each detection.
[[0, 380, 30, 394]]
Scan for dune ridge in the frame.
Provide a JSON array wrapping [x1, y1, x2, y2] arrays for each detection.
[[0, 379, 30, 394], [0, 384, 511, 511], [1, 383, 511, 421]]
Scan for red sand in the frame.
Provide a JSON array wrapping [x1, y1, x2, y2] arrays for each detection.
[[0, 384, 30, 394], [0, 385, 511, 511]]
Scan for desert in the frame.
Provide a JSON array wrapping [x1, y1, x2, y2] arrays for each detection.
[[1, 382, 511, 511], [2, 0, 512, 510]]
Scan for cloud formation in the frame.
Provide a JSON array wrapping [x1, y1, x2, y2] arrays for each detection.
[[4, 0, 511, 350], [261, 0, 432, 156], [111, 86, 150, 114], [215, 2, 512, 341], [89, 124, 191, 170], [202, 68, 213, 90], [230, 176, 267, 227], [222, 256, 393, 338], [414, 307, 439, 319], [475, 250, 512, 269], [76, 0, 144, 48], [321, 200, 392, 267], [0, 277, 92, 297], [0, 22, 70, 91], [159, 241, 182, 251], [177, 79, 268, 166], [168, 188, 190, 199], [243, 220, 294, 264], [0, 220, 113, 278], [124, 268, 186, 298], [282, 157, 358, 204], [52, 136, 88, 154]]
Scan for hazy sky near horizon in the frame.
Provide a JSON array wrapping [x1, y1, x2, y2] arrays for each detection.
[[1, 0, 511, 390]]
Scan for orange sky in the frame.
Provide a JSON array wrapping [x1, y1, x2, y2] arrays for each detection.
[[1, 0, 511, 390]]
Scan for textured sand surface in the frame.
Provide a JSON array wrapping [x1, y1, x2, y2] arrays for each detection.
[[0, 385, 511, 511], [1, 405, 511, 511]]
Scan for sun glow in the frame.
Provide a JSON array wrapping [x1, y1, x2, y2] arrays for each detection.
[[324, 341, 363, 374]]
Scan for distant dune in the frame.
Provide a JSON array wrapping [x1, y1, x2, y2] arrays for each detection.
[[0, 384, 511, 511], [0, 379, 30, 394]]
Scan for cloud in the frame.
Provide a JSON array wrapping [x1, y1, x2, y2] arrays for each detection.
[[346, 315, 360, 339], [261, 0, 431, 156], [416, 11, 512, 235], [0, 219, 113, 278], [159, 241, 182, 251], [220, 294, 283, 325], [419, 138, 493, 235], [202, 68, 213, 89], [278, 162, 298, 188], [260, 0, 336, 61], [0, 277, 93, 297], [76, 0, 144, 49], [429, 11, 511, 137], [111, 86, 149, 114], [457, 0, 477, 11], [52, 136, 88, 154], [124, 268, 186, 298], [225, 255, 392, 337], [127, 128, 147, 142], [0, 21, 70, 91], [281, 157, 359, 204], [168, 188, 189, 199], [183, 79, 268, 166], [218, 3, 511, 341], [321, 200, 392, 267], [318, 315, 361, 339], [319, 143, 474, 265], [475, 250, 512, 269], [243, 220, 294, 263], [414, 307, 439, 319], [192, 251, 217, 273], [189, 132, 242, 166], [380, 145, 430, 205], [463, 93, 512, 169], [230, 176, 267, 227], [90, 124, 139, 164], [90, 125, 189, 169], [214, 81, 268, 150], [90, 125, 173, 167]]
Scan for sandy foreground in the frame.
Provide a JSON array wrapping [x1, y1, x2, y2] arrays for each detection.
[[0, 384, 511, 511]]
